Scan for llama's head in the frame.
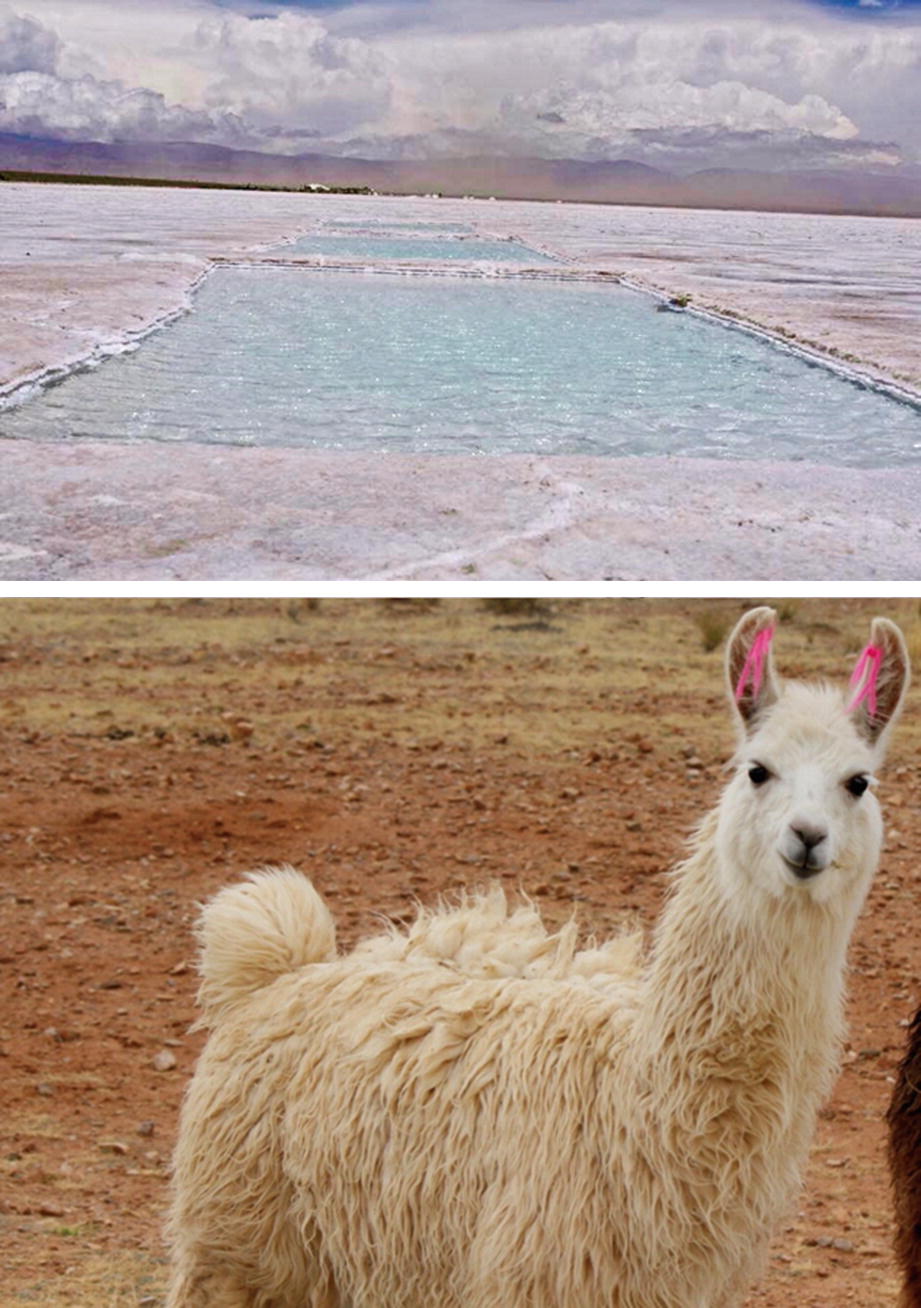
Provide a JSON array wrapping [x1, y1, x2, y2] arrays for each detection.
[[714, 607, 909, 912]]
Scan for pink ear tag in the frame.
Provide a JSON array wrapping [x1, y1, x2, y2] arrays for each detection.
[[735, 625, 776, 703], [848, 643, 883, 717]]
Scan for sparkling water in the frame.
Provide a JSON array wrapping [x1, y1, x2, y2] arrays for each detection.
[[3, 264, 920, 464]]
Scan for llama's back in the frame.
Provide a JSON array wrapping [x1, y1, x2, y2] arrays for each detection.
[[352, 883, 643, 990]]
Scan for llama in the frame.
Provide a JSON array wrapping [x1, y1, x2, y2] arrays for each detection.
[[166, 607, 909, 1308], [888, 1004, 921, 1307]]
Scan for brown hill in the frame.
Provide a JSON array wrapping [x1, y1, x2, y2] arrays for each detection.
[[2, 133, 920, 218]]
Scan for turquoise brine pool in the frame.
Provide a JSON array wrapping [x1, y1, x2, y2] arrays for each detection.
[[280, 231, 558, 263], [2, 264, 919, 464]]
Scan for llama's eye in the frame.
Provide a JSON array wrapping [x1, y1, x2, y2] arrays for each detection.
[[748, 764, 771, 786], [845, 774, 869, 798]]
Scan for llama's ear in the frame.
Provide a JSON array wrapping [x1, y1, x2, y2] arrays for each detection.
[[848, 618, 910, 749], [726, 606, 779, 732]]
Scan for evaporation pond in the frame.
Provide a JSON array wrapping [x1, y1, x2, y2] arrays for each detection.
[[280, 231, 557, 263], [3, 265, 920, 464]]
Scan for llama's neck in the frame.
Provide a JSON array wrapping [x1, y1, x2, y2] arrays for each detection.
[[621, 814, 859, 1302], [635, 818, 853, 1122]]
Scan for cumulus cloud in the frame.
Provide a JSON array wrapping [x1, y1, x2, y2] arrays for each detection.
[[0, 68, 253, 144], [0, 9, 60, 74], [363, 13, 915, 166], [1, 1, 919, 171], [194, 12, 394, 137], [0, 7, 255, 144], [0, 5, 394, 148], [496, 78, 859, 146]]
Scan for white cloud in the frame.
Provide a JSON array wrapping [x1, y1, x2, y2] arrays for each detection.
[[364, 13, 913, 165], [0, 7, 253, 143], [0, 67, 252, 143], [492, 81, 860, 159], [193, 13, 394, 138], [0, 8, 60, 74]]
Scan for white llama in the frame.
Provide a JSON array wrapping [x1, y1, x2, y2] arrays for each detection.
[[166, 607, 909, 1308]]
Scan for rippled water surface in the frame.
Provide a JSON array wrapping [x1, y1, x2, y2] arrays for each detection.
[[2, 263, 920, 463]]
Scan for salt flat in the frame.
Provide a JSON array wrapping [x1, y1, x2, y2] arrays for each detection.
[[3, 443, 919, 582], [2, 181, 920, 581]]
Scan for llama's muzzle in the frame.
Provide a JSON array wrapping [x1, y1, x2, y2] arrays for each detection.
[[783, 822, 830, 878]]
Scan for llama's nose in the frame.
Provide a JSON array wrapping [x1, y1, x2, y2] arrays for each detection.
[[788, 822, 829, 875], [792, 822, 827, 851]]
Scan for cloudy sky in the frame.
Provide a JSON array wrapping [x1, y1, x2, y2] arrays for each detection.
[[2, 0, 920, 173]]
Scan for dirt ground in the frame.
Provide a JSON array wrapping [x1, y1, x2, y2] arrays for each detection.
[[1, 596, 919, 1307]]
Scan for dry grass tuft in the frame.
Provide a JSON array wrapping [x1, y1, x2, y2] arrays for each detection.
[[4, 1250, 166, 1308], [694, 609, 730, 654]]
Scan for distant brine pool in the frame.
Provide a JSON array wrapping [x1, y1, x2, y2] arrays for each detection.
[[280, 228, 559, 263], [3, 260, 920, 464]]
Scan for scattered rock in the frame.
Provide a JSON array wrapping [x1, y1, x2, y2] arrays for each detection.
[[98, 1140, 130, 1156], [105, 726, 135, 741]]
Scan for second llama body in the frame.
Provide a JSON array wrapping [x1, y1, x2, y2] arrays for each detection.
[[167, 607, 909, 1308], [889, 1004, 921, 1307]]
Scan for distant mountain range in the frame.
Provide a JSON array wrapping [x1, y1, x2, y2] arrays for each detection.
[[2, 133, 920, 218]]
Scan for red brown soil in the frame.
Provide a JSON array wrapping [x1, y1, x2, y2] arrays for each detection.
[[1, 597, 919, 1307]]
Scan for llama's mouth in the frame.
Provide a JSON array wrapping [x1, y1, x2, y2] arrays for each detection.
[[781, 854, 824, 881]]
